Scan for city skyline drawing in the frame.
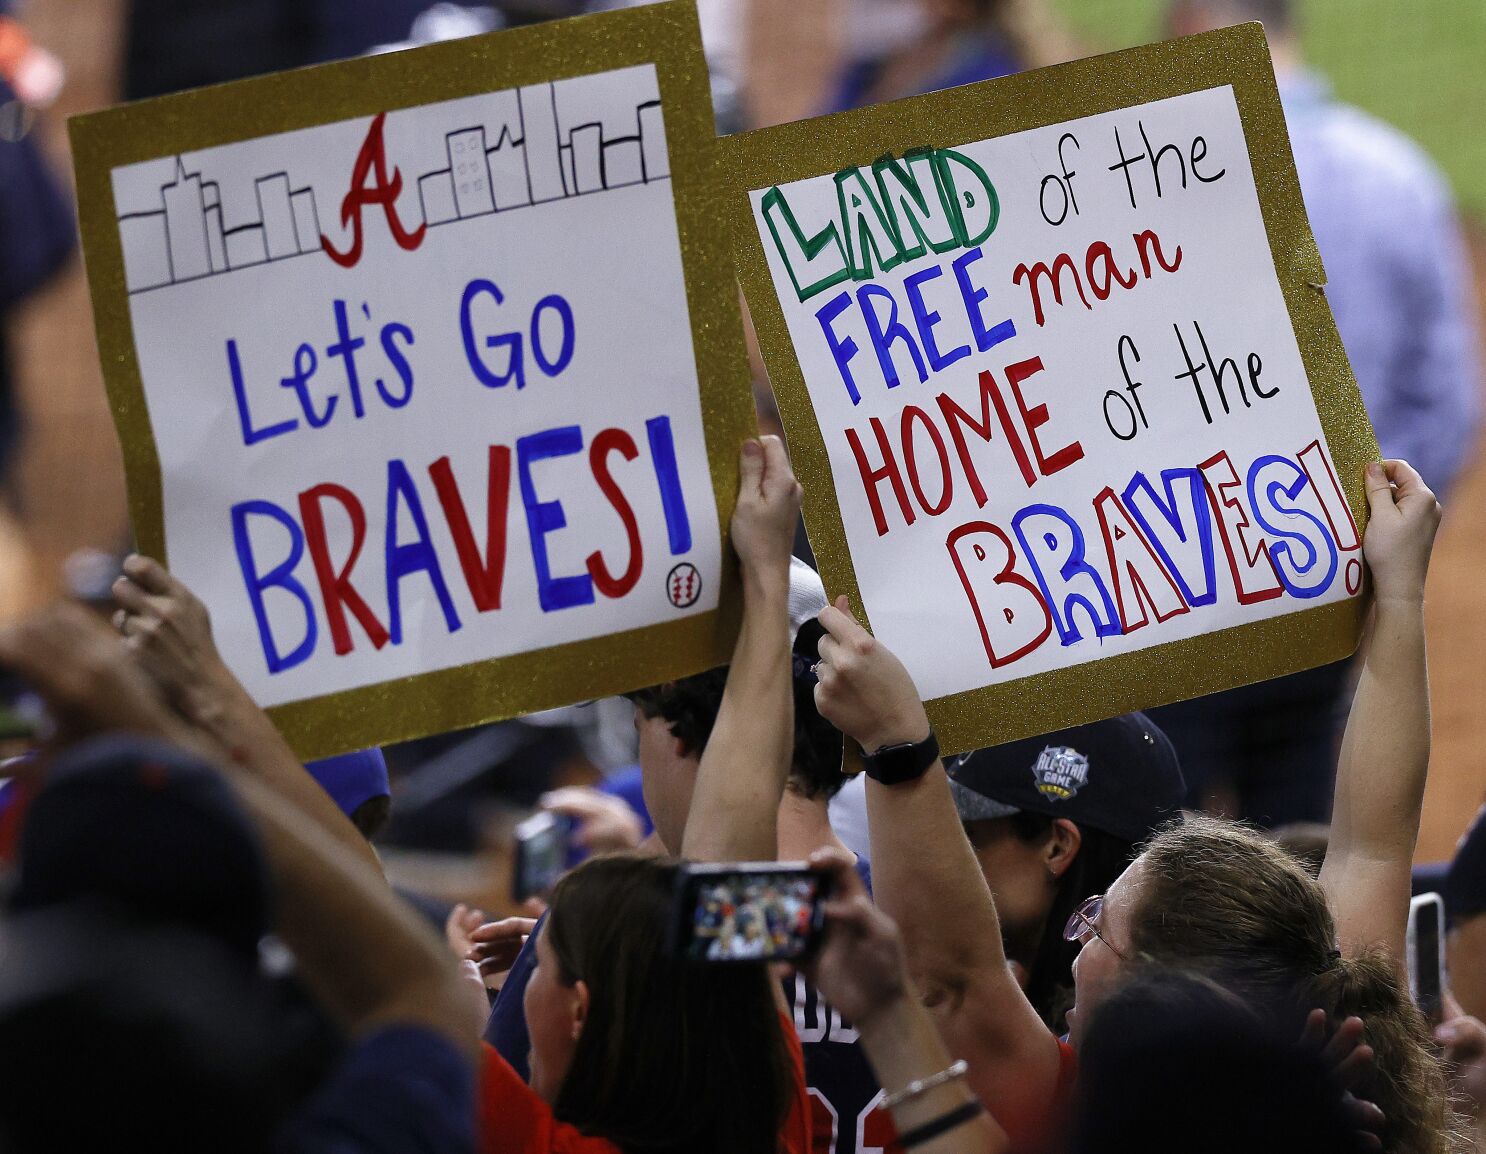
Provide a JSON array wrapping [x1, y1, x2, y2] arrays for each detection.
[[117, 79, 670, 295]]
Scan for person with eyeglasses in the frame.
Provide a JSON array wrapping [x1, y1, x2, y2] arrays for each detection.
[[945, 717, 1184, 1031], [811, 459, 1455, 1154]]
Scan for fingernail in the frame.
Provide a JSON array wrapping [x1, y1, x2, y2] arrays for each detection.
[[1367, 460, 1382, 477], [1435, 1024, 1456, 1042], [742, 439, 760, 456]]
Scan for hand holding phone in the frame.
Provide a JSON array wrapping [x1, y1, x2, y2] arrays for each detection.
[[512, 812, 572, 904], [670, 862, 831, 963]]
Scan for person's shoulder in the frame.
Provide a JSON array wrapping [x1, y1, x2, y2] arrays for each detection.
[[1310, 97, 1453, 204], [279, 1026, 475, 1153]]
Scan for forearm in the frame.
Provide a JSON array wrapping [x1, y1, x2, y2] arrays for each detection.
[[184, 658, 382, 873], [1324, 597, 1430, 954], [680, 567, 792, 863], [865, 767, 1007, 996], [231, 773, 477, 1059], [857, 995, 1006, 1154], [865, 765, 1062, 1116]]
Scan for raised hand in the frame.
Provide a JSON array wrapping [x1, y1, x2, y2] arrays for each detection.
[[0, 601, 201, 750], [805, 846, 910, 1028], [540, 787, 644, 855], [813, 595, 929, 753], [1362, 459, 1441, 606], [445, 902, 488, 959], [111, 554, 230, 712], [729, 435, 802, 584], [466, 916, 539, 985]]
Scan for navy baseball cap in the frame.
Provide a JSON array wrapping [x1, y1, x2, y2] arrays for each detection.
[[305, 748, 389, 819], [10, 735, 271, 954], [1447, 804, 1486, 924], [948, 713, 1185, 844]]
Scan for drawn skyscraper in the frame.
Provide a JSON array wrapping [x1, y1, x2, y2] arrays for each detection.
[[162, 160, 210, 281], [570, 123, 604, 194], [291, 189, 319, 251], [519, 84, 566, 203], [258, 175, 298, 259], [488, 128, 529, 210], [450, 127, 496, 216], [638, 102, 668, 181]]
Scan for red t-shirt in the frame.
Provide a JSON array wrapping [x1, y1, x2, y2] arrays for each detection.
[[478, 1012, 813, 1154]]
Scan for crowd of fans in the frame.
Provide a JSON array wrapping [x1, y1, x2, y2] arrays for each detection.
[[0, 0, 1483, 1151], [0, 435, 1482, 1154]]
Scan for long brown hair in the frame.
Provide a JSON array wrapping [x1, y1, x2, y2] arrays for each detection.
[[544, 855, 796, 1154], [1128, 815, 1457, 1154]]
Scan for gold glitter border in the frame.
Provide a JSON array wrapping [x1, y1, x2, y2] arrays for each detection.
[[720, 23, 1376, 755], [71, 1, 755, 760]]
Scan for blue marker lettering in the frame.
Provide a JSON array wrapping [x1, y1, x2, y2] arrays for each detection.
[[1012, 503, 1121, 646], [385, 458, 463, 643], [231, 498, 317, 673], [517, 426, 595, 612], [646, 415, 692, 555]]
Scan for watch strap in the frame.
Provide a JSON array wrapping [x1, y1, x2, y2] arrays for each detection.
[[861, 731, 940, 785]]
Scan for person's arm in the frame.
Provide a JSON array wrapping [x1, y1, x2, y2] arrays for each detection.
[[0, 603, 478, 1059], [1320, 459, 1441, 965], [679, 436, 800, 864], [111, 555, 380, 873], [812, 601, 1062, 1131], [807, 848, 1006, 1154]]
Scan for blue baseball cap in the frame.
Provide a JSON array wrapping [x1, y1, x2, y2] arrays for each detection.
[[304, 748, 389, 819]]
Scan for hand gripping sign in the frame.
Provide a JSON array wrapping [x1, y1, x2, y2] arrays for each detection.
[[724, 25, 1378, 753], [72, 2, 755, 758]]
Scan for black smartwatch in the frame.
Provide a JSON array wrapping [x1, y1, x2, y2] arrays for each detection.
[[861, 731, 940, 785]]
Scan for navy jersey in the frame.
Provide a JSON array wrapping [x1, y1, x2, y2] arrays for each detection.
[[782, 860, 901, 1154]]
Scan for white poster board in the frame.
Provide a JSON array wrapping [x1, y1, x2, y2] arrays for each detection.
[[727, 26, 1376, 751], [75, 4, 755, 756]]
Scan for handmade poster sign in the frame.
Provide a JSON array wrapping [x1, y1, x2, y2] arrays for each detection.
[[72, 2, 755, 758], [725, 24, 1378, 753]]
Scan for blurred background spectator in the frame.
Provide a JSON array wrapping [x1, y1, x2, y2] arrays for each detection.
[[1147, 0, 1482, 828]]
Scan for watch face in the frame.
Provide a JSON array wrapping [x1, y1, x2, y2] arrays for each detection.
[[864, 734, 939, 784]]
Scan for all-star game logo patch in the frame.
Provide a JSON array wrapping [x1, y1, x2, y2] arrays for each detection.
[[1032, 746, 1090, 801]]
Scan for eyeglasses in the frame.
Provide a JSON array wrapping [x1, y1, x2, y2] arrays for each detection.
[[1063, 894, 1126, 960]]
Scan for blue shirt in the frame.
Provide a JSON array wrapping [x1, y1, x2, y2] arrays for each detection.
[[1279, 71, 1480, 497], [277, 1025, 475, 1154]]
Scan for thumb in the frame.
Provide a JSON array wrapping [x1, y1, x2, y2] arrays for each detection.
[[1364, 459, 1396, 517], [738, 438, 764, 493]]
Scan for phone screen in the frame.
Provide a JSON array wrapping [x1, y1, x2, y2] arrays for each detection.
[[678, 868, 827, 963], [513, 813, 570, 903], [0, 673, 46, 745], [1409, 892, 1445, 1023]]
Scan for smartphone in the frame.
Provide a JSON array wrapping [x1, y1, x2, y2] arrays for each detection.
[[0, 672, 48, 743], [1407, 891, 1446, 1024], [512, 812, 571, 903], [670, 862, 832, 964]]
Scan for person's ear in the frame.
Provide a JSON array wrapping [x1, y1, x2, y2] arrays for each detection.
[[1046, 818, 1083, 880], [571, 978, 591, 1041]]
